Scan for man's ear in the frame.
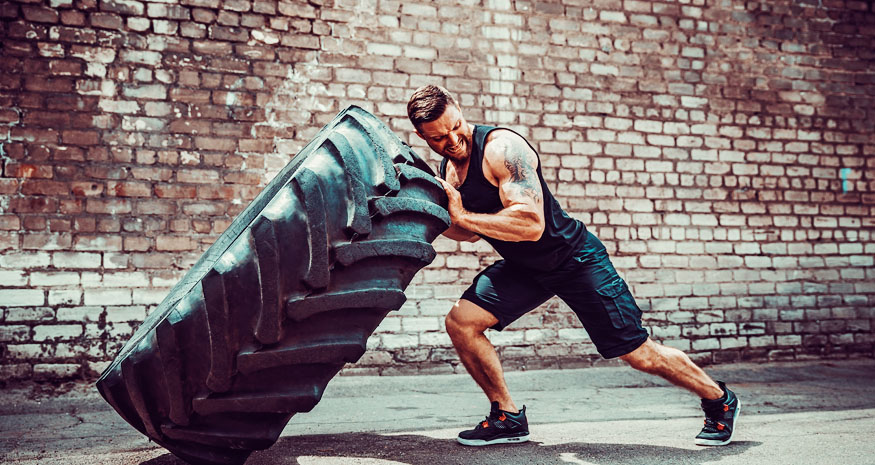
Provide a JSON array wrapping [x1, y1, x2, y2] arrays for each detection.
[[414, 130, 424, 141]]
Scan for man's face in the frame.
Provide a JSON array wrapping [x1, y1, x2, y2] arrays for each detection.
[[415, 104, 473, 163]]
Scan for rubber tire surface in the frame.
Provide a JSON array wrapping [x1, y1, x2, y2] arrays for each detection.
[[96, 106, 450, 465]]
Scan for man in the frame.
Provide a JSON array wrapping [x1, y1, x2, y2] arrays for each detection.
[[406, 85, 741, 447]]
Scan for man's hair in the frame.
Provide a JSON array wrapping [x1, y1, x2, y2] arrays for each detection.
[[407, 85, 458, 129]]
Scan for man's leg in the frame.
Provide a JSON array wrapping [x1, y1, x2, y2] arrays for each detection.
[[620, 338, 723, 399], [445, 299, 520, 413]]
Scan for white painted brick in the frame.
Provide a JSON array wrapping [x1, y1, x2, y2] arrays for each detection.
[[600, 10, 627, 22], [33, 364, 80, 379], [33, 325, 83, 341], [419, 300, 452, 316], [366, 43, 401, 56], [105, 322, 135, 339], [557, 328, 589, 341], [0, 289, 45, 307], [402, 317, 441, 332], [374, 317, 402, 333], [84, 289, 132, 306], [0, 252, 52, 269], [420, 331, 453, 347], [56, 306, 103, 322], [52, 252, 102, 269], [0, 325, 30, 342], [81, 272, 103, 287], [105, 306, 147, 323], [381, 333, 419, 350], [48, 289, 82, 306], [30, 272, 81, 287], [0, 270, 27, 286]]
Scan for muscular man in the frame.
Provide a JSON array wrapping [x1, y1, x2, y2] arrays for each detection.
[[407, 85, 741, 447]]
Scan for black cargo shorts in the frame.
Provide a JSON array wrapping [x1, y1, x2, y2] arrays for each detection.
[[460, 231, 649, 359]]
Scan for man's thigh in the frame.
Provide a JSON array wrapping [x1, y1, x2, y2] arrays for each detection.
[[540, 248, 649, 358], [460, 260, 554, 331]]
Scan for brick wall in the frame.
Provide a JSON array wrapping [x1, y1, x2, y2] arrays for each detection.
[[1, 0, 874, 382]]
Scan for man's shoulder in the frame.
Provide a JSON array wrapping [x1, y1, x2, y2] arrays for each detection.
[[482, 128, 536, 167], [483, 127, 525, 148]]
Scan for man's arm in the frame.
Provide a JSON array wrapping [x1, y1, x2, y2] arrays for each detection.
[[435, 132, 545, 242], [442, 224, 480, 242]]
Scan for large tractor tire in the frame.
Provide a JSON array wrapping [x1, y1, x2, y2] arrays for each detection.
[[96, 106, 450, 465]]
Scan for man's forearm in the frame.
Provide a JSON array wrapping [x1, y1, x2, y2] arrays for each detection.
[[443, 224, 480, 242], [456, 206, 544, 242]]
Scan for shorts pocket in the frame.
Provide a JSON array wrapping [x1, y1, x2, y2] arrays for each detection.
[[595, 278, 638, 329]]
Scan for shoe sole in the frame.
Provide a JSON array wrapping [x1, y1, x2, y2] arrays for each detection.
[[695, 398, 741, 446], [457, 434, 530, 446]]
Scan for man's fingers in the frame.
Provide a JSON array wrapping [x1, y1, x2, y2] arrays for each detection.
[[434, 176, 454, 194]]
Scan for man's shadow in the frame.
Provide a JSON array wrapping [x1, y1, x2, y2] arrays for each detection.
[[141, 432, 760, 465]]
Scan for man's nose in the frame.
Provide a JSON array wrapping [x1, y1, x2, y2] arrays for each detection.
[[448, 132, 459, 146]]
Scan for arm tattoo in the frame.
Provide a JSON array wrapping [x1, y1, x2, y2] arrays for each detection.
[[500, 140, 542, 204]]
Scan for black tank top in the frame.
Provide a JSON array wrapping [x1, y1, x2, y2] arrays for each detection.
[[440, 124, 588, 271]]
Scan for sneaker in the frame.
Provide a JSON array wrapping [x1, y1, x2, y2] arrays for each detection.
[[457, 401, 530, 446], [695, 381, 740, 446]]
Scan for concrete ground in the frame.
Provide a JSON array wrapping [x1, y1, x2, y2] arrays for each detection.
[[1, 359, 874, 465]]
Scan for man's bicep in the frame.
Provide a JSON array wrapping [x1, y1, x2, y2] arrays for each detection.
[[490, 137, 543, 208]]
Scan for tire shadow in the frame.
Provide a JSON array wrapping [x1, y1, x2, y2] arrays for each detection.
[[141, 432, 761, 465]]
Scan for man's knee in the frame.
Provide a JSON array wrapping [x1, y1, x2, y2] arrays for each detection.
[[445, 300, 495, 339], [620, 339, 665, 373]]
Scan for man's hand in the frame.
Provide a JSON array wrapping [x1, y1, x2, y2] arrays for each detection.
[[435, 176, 466, 225], [434, 177, 479, 242]]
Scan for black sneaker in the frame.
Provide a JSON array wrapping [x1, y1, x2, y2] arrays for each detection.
[[695, 381, 740, 446], [457, 401, 530, 446]]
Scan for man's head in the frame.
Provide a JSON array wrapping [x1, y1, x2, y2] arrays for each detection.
[[408, 85, 472, 162]]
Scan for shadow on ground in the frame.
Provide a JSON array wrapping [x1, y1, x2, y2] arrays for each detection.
[[141, 432, 761, 465]]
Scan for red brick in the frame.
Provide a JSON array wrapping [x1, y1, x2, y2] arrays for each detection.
[[22, 232, 72, 250], [169, 119, 212, 134], [106, 181, 152, 197], [85, 165, 128, 179], [0, 215, 21, 230], [4, 163, 54, 179], [208, 25, 249, 41], [194, 137, 236, 151], [177, 168, 220, 183], [124, 236, 151, 252], [97, 218, 121, 232], [85, 198, 132, 214], [49, 60, 83, 76], [0, 179, 20, 195], [131, 167, 172, 181], [48, 218, 72, 232], [74, 217, 96, 232], [11, 197, 58, 213], [223, 171, 264, 185], [135, 200, 177, 215], [155, 184, 196, 198], [24, 76, 74, 92], [21, 180, 69, 196], [169, 88, 211, 103], [155, 235, 194, 251], [0, 2, 19, 18], [53, 146, 87, 161], [22, 5, 59, 23], [62, 130, 100, 145], [193, 40, 233, 55], [90, 12, 124, 30], [61, 10, 86, 25], [25, 145, 50, 161], [0, 109, 20, 124], [70, 182, 104, 197], [23, 111, 70, 127], [58, 199, 84, 215], [22, 216, 47, 231]]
